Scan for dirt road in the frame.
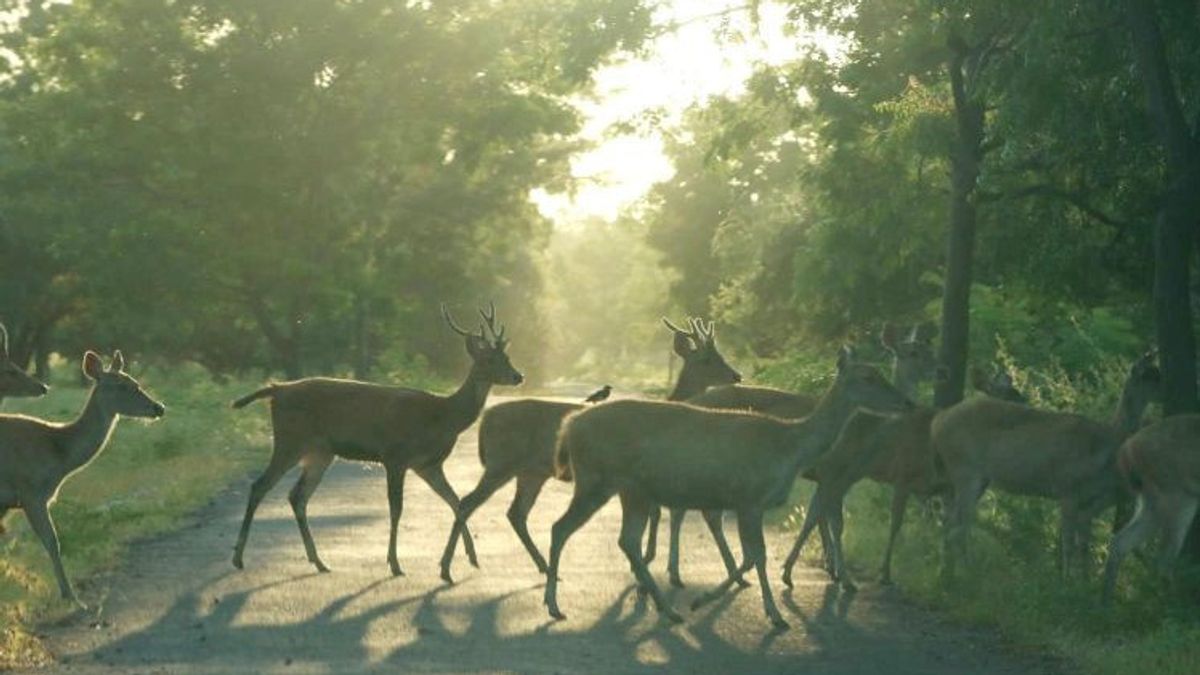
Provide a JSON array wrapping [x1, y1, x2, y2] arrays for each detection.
[[22, 404, 1062, 674]]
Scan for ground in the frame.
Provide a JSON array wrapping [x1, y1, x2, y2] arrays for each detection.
[[16, 401, 1065, 675]]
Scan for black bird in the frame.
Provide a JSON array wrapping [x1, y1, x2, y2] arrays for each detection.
[[584, 384, 612, 404]]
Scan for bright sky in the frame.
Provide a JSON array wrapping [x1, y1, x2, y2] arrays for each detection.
[[531, 1, 808, 225]]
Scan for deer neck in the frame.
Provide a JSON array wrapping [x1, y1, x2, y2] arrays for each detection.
[[784, 392, 858, 459], [59, 388, 120, 473], [447, 366, 492, 432], [892, 361, 922, 403], [1110, 385, 1149, 438], [668, 369, 710, 402]]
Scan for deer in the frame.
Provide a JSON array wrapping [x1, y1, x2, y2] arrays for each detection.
[[230, 303, 522, 577], [0, 350, 165, 606], [1101, 414, 1200, 604], [543, 347, 914, 629], [0, 321, 49, 402], [779, 365, 1028, 590], [676, 321, 939, 588], [437, 317, 741, 583], [932, 352, 1161, 581]]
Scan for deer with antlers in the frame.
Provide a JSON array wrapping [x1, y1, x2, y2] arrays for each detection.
[[231, 302, 522, 576], [438, 317, 741, 583], [0, 350, 165, 605]]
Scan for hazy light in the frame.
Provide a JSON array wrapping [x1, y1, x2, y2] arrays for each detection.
[[532, 1, 810, 225]]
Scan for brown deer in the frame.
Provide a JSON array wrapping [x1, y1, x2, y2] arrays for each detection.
[[780, 368, 1027, 590], [544, 348, 913, 629], [0, 350, 165, 605], [0, 322, 49, 402], [1101, 414, 1200, 604], [677, 321, 939, 588], [437, 317, 741, 583], [932, 353, 1161, 581], [231, 303, 522, 576]]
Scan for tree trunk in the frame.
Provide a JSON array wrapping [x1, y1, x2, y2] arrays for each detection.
[[1124, 0, 1200, 561], [934, 40, 986, 409], [246, 291, 304, 380]]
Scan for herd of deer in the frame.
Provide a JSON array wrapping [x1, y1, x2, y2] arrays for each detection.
[[0, 305, 1197, 628]]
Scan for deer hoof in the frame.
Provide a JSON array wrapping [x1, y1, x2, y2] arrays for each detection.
[[231, 555, 244, 570], [735, 575, 751, 589], [313, 561, 330, 574], [389, 561, 405, 577], [440, 569, 455, 585], [669, 574, 685, 589], [547, 606, 566, 621], [770, 616, 791, 631]]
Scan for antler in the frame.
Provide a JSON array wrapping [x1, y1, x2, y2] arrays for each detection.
[[662, 316, 697, 338], [441, 303, 476, 337], [479, 301, 505, 345]]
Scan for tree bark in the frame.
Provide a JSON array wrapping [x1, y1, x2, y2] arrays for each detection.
[[934, 39, 986, 409]]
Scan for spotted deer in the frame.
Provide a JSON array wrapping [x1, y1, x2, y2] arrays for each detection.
[[544, 348, 913, 629], [231, 303, 522, 577], [438, 317, 741, 583], [0, 350, 165, 606]]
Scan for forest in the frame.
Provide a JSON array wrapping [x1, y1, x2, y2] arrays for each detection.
[[1, 1, 1199, 673]]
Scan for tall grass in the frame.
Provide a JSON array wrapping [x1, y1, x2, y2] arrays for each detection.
[[0, 364, 270, 668], [760, 352, 1199, 675]]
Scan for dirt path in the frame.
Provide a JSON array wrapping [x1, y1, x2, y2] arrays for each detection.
[[21, 403, 1063, 675]]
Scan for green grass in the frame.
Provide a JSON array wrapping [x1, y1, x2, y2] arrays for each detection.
[[760, 352, 1200, 675], [0, 365, 270, 668]]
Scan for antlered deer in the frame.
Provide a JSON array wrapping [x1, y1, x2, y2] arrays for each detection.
[[544, 348, 913, 628], [1101, 414, 1200, 604], [680, 321, 939, 588], [780, 369, 1027, 590], [0, 350, 165, 605], [438, 317, 740, 583], [933, 353, 1160, 580], [231, 303, 522, 576], [0, 322, 49, 401]]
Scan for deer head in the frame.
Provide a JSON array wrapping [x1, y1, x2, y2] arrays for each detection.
[[0, 322, 48, 398], [880, 321, 939, 398], [662, 316, 742, 395], [442, 302, 523, 386], [828, 345, 914, 415], [82, 350, 165, 419], [971, 365, 1028, 404]]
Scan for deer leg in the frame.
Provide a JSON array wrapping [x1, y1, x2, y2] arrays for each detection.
[[942, 475, 984, 583], [545, 487, 611, 621], [385, 464, 408, 577], [1155, 494, 1198, 582], [440, 465, 513, 583], [826, 501, 855, 591], [1101, 495, 1155, 605], [508, 472, 550, 574], [288, 452, 333, 573], [643, 506, 661, 563], [667, 508, 687, 587], [880, 485, 910, 585], [619, 494, 682, 623], [416, 464, 478, 567], [700, 509, 747, 587], [24, 500, 78, 605], [782, 491, 824, 588], [817, 516, 837, 581], [742, 509, 788, 629], [233, 449, 298, 570]]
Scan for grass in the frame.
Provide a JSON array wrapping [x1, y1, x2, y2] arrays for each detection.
[[759, 352, 1200, 675], [0, 364, 270, 668]]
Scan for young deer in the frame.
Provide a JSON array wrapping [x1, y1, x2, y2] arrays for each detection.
[[933, 353, 1161, 581], [0, 322, 49, 402], [678, 321, 939, 589], [780, 368, 1027, 590], [1101, 414, 1200, 604], [437, 317, 741, 583], [0, 350, 165, 605], [544, 348, 913, 629], [231, 303, 522, 576]]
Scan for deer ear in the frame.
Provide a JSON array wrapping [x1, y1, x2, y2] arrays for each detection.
[[465, 334, 489, 359], [110, 350, 126, 372], [82, 351, 104, 380]]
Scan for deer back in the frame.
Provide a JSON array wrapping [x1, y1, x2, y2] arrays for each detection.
[[1118, 415, 1200, 498], [478, 398, 582, 475], [687, 384, 816, 419]]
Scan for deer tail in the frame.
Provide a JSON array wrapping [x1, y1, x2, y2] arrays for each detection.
[[231, 385, 278, 409], [553, 422, 576, 482]]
